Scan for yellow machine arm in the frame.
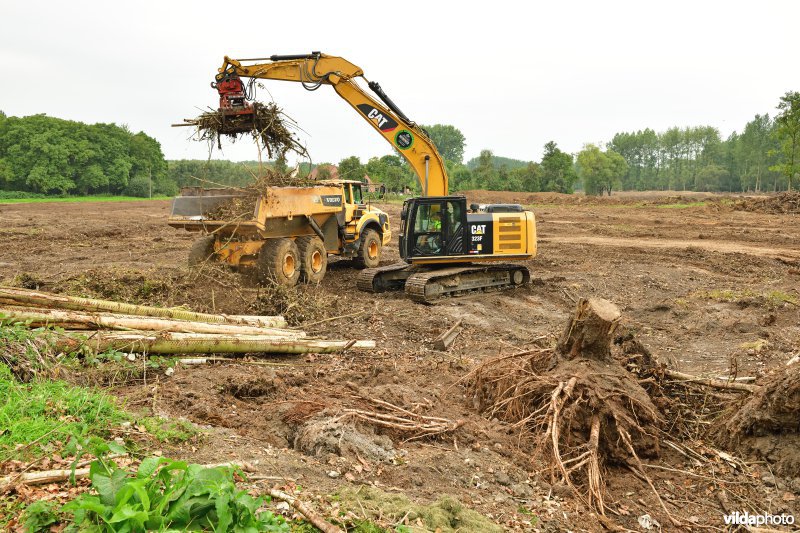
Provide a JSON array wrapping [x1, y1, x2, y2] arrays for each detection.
[[217, 52, 448, 196]]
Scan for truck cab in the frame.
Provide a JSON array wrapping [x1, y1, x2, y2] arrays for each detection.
[[321, 179, 392, 252]]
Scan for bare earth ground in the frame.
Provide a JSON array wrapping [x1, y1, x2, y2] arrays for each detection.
[[1, 192, 798, 531]]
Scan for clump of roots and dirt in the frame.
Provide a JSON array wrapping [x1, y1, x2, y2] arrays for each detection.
[[711, 362, 800, 476], [732, 191, 800, 214], [250, 280, 340, 326], [468, 298, 667, 520], [186, 102, 307, 159]]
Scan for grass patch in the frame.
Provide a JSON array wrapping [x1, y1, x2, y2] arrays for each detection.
[[335, 486, 502, 533], [0, 195, 171, 205], [0, 363, 128, 462], [692, 288, 798, 307], [655, 201, 708, 209], [137, 416, 199, 444], [0, 325, 197, 461]]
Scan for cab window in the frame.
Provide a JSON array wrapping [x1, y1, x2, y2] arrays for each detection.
[[344, 184, 352, 204], [352, 184, 363, 204], [412, 203, 444, 255]]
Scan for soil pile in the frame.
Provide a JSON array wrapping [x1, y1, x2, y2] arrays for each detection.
[[732, 191, 800, 214]]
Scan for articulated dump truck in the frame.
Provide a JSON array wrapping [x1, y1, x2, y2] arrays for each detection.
[[167, 180, 391, 286]]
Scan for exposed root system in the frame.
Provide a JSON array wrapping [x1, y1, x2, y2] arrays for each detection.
[[469, 350, 662, 514], [711, 363, 800, 476], [185, 102, 308, 159]]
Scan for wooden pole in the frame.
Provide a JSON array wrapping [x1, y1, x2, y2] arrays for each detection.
[[0, 307, 301, 338], [432, 319, 463, 351], [0, 287, 285, 328], [52, 331, 374, 355]]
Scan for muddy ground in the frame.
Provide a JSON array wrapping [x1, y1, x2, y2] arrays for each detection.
[[1, 191, 798, 531]]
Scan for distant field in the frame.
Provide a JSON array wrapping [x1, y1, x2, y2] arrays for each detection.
[[0, 195, 171, 204]]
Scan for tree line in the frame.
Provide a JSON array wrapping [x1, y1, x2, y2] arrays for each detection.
[[1, 90, 797, 198], [0, 112, 171, 196]]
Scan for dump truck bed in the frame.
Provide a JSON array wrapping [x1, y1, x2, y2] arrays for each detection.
[[167, 185, 344, 238]]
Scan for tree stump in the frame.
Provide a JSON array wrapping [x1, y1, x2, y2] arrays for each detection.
[[556, 298, 621, 361]]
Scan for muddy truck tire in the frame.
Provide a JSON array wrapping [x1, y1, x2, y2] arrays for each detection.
[[296, 236, 327, 284], [356, 229, 382, 269], [258, 238, 301, 286], [188, 235, 216, 267]]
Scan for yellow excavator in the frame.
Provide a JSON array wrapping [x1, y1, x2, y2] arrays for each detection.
[[212, 52, 537, 302]]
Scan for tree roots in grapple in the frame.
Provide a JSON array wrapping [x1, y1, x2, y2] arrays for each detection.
[[189, 102, 308, 160]]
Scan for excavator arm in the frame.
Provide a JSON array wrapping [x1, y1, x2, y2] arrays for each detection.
[[216, 52, 448, 196]]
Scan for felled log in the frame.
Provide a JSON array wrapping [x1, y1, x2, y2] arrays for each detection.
[[52, 331, 374, 355], [556, 297, 621, 360], [0, 287, 285, 328], [0, 306, 301, 338]]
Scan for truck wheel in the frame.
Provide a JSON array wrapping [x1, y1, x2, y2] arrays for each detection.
[[188, 235, 216, 266], [258, 238, 300, 286], [356, 229, 381, 268], [297, 236, 327, 284]]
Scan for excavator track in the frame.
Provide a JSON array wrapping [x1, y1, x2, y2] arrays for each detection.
[[356, 262, 415, 293], [404, 264, 531, 303]]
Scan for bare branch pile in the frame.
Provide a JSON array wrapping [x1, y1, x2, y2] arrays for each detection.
[[182, 102, 308, 159]]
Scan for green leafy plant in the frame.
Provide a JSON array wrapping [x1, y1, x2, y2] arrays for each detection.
[[61, 454, 289, 532], [21, 501, 61, 532]]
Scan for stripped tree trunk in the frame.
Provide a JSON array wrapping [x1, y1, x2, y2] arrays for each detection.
[[52, 331, 375, 355], [0, 287, 284, 328], [556, 297, 621, 361], [0, 307, 301, 338]]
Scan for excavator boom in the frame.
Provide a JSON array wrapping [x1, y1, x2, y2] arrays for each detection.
[[214, 53, 448, 196]]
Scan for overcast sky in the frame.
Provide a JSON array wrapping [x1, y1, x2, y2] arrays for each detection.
[[2, 1, 799, 167]]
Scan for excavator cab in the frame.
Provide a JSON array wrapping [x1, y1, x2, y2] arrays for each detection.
[[400, 197, 466, 260]]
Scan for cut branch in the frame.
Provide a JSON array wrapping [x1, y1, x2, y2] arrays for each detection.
[[662, 369, 759, 393]]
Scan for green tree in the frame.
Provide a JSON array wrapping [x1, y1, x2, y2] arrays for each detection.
[[540, 141, 577, 193], [473, 149, 499, 189], [577, 145, 628, 196], [338, 156, 365, 181], [695, 164, 728, 192], [772, 91, 800, 190], [510, 162, 542, 192], [421, 124, 466, 163], [314, 164, 333, 180]]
